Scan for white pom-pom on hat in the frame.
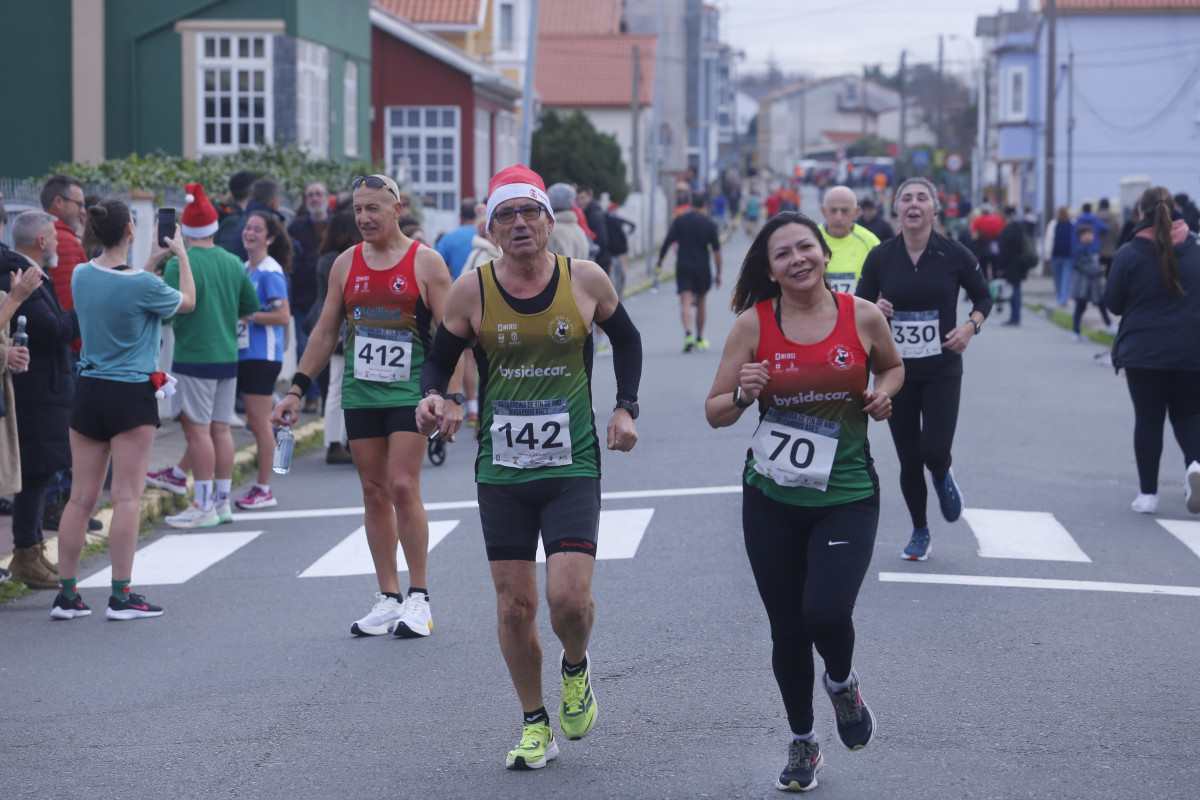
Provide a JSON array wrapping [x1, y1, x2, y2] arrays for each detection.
[[185, 193, 195, 204]]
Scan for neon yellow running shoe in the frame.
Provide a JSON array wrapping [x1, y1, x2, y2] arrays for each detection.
[[683, 333, 695, 352], [506, 720, 559, 770], [696, 337, 710, 350], [558, 650, 598, 740]]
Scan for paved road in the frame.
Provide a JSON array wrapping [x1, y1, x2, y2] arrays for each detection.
[[3, 229, 1199, 799]]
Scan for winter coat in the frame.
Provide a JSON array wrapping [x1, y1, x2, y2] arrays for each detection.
[[547, 215, 591, 261], [461, 234, 503, 273], [49, 218, 85, 312], [1069, 251, 1103, 304], [0, 292, 21, 496], [0, 248, 79, 474], [996, 219, 1036, 283]]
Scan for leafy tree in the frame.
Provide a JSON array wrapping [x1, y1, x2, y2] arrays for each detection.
[[531, 109, 629, 204]]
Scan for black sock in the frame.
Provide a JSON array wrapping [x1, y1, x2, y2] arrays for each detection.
[[523, 706, 549, 725], [407, 587, 428, 599], [383, 591, 403, 602], [562, 654, 588, 675]]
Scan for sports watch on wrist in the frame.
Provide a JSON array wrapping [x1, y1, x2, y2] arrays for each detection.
[[614, 399, 639, 419], [733, 386, 754, 409], [966, 318, 981, 335], [444, 392, 466, 405]]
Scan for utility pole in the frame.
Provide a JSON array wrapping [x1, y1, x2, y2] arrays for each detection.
[[1066, 49, 1074, 206], [936, 34, 944, 151], [1044, 0, 1057, 227], [631, 44, 641, 192], [517, 0, 540, 165], [647, 2, 662, 290], [861, 65, 868, 138], [898, 50, 907, 169]]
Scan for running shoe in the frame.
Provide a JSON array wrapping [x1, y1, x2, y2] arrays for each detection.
[[146, 468, 188, 495], [594, 342, 612, 358], [106, 592, 164, 620], [165, 503, 220, 530], [505, 720, 559, 770], [558, 650, 598, 740], [216, 500, 234, 524], [466, 412, 479, 428], [696, 337, 710, 350], [0, 566, 9, 583], [393, 592, 433, 638], [683, 333, 695, 352], [235, 486, 277, 510], [902, 527, 931, 561], [351, 592, 403, 636], [1187, 462, 1200, 515], [823, 670, 876, 751], [932, 469, 963, 522], [50, 592, 91, 620], [1131, 493, 1158, 514], [775, 739, 823, 792]]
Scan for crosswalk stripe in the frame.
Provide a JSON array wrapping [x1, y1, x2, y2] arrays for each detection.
[[962, 509, 1091, 562], [1157, 519, 1200, 560], [878, 571, 1200, 597], [78, 531, 264, 588], [534, 508, 655, 563], [298, 520, 460, 578]]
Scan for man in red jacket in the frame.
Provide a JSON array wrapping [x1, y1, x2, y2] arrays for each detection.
[[40, 174, 86, 315]]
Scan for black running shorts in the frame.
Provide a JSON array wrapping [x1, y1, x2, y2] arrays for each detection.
[[71, 376, 161, 441], [343, 405, 419, 440], [477, 476, 601, 561]]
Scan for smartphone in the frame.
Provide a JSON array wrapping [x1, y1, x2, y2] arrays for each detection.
[[157, 207, 176, 247]]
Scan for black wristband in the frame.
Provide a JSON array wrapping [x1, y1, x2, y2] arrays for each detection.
[[292, 372, 313, 395], [286, 390, 304, 401]]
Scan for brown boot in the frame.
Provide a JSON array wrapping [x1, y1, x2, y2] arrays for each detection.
[[9, 545, 60, 590], [34, 541, 58, 573]]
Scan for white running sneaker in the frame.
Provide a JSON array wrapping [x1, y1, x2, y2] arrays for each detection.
[[1131, 493, 1158, 514], [393, 592, 433, 638], [216, 500, 234, 524], [165, 503, 220, 529], [351, 592, 403, 636], [1186, 462, 1200, 514]]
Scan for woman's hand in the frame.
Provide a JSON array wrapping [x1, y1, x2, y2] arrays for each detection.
[[875, 297, 894, 318], [737, 360, 771, 404], [862, 388, 891, 421], [6, 345, 29, 372]]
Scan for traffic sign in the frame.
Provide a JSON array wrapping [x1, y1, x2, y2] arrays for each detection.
[[946, 152, 964, 173], [912, 149, 930, 168]]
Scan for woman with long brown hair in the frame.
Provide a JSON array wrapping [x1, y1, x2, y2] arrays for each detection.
[[1103, 186, 1200, 515]]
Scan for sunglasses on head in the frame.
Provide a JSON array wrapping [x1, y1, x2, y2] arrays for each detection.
[[492, 205, 545, 225], [351, 175, 400, 201]]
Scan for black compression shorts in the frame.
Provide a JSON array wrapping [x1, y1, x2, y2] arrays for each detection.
[[343, 406, 419, 440], [477, 476, 601, 561]]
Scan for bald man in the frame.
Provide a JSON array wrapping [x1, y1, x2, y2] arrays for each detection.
[[820, 186, 880, 295]]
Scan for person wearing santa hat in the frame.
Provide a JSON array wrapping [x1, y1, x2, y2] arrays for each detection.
[[270, 173, 461, 640], [416, 163, 643, 770], [147, 183, 260, 529]]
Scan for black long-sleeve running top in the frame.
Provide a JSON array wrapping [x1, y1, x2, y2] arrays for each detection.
[[855, 231, 992, 381]]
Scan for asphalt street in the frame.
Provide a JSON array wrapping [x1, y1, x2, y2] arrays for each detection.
[[3, 227, 1199, 799]]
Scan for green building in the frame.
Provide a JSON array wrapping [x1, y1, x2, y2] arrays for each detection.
[[0, 0, 372, 178]]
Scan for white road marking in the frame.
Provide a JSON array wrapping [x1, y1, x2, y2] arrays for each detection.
[[962, 509, 1091, 562], [534, 508, 655, 562], [1157, 519, 1200, 560], [79, 531, 263, 588], [230, 485, 743, 522], [878, 571, 1200, 597], [298, 520, 460, 578]]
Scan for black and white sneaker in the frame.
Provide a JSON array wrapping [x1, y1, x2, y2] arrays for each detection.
[[824, 669, 876, 750], [51, 592, 92, 620], [106, 592, 164, 620], [775, 739, 822, 792]]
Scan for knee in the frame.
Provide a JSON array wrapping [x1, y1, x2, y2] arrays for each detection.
[[389, 473, 420, 507], [547, 587, 592, 627], [803, 606, 852, 645], [498, 591, 538, 632], [360, 479, 391, 509]]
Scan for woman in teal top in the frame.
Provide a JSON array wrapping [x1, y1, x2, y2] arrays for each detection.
[[51, 198, 195, 622]]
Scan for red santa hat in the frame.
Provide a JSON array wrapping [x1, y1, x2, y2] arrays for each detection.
[[180, 182, 219, 238], [485, 164, 554, 227]]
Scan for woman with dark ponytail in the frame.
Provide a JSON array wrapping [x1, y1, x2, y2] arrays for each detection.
[[1103, 186, 1200, 515], [51, 197, 196, 621]]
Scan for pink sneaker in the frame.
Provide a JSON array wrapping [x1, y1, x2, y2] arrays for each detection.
[[235, 486, 277, 510], [146, 468, 188, 496]]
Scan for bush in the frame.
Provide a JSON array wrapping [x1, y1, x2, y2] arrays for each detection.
[[39, 143, 386, 207], [531, 109, 629, 205]]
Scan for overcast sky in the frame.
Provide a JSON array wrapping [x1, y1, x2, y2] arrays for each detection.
[[718, 0, 1028, 81]]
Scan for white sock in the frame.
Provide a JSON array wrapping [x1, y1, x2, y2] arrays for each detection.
[[791, 730, 816, 743], [195, 480, 215, 511], [215, 479, 232, 504], [169, 465, 187, 480], [466, 399, 478, 415], [255, 483, 271, 493], [826, 672, 855, 692]]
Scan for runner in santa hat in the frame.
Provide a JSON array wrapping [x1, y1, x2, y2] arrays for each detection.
[[149, 182, 261, 529], [416, 163, 644, 770]]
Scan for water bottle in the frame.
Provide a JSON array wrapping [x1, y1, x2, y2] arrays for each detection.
[[10, 315, 28, 373], [272, 425, 294, 474]]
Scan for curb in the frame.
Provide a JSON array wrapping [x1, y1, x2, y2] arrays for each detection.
[[1023, 300, 1116, 346], [0, 417, 325, 589]]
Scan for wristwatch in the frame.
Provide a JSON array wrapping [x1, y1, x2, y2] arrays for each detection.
[[444, 392, 466, 405], [614, 399, 639, 419], [966, 318, 981, 335], [733, 386, 754, 409]]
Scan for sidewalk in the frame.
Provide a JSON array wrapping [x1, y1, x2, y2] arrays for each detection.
[[0, 409, 325, 570], [1000, 271, 1118, 341]]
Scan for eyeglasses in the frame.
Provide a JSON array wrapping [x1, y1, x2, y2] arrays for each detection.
[[59, 195, 83, 208], [492, 205, 544, 225], [351, 175, 400, 201]]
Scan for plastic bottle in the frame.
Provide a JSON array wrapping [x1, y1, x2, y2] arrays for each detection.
[[272, 425, 294, 475], [10, 315, 28, 373]]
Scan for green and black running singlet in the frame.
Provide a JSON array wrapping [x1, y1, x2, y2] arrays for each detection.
[[342, 241, 431, 409], [744, 293, 878, 507], [475, 255, 599, 485]]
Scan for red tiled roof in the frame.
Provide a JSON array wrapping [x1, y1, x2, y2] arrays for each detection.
[[537, 34, 656, 108], [373, 0, 482, 26], [539, 0, 622, 34], [1050, 0, 1200, 9]]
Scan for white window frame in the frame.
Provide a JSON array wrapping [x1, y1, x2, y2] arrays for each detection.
[[475, 110, 492, 200], [494, 110, 518, 172], [194, 31, 275, 156], [496, 1, 517, 55], [384, 106, 462, 212], [1005, 65, 1029, 122], [344, 59, 359, 157], [296, 39, 330, 158]]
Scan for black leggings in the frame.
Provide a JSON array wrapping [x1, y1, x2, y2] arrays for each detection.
[[11, 471, 53, 550], [1124, 368, 1200, 494], [1072, 299, 1110, 333], [742, 484, 879, 735], [887, 374, 962, 529]]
